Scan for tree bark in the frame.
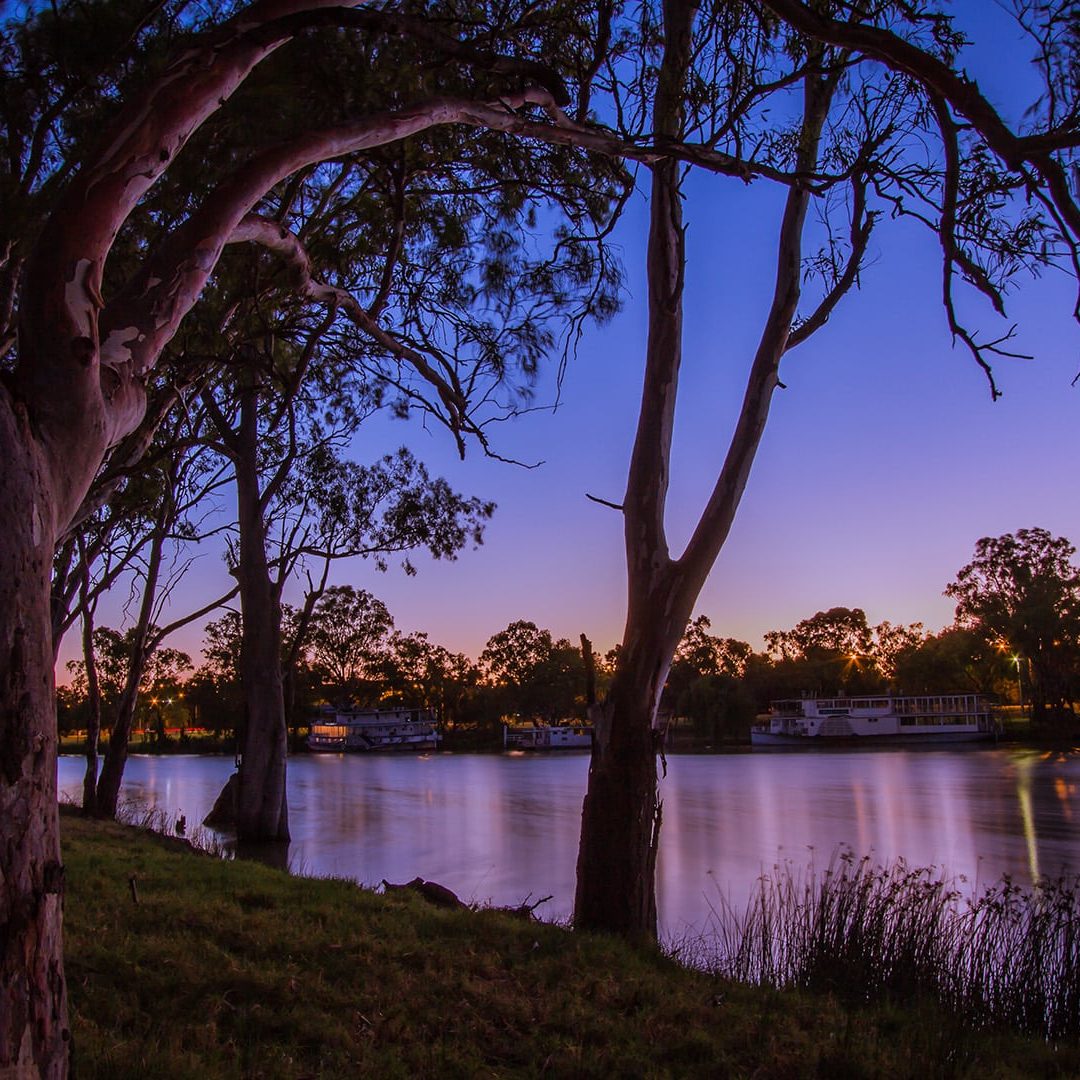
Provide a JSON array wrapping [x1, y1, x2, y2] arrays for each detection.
[[574, 600, 691, 940], [0, 4, 603, 1072], [573, 0, 695, 942], [231, 386, 290, 842], [0, 391, 70, 1077], [574, 14, 837, 941]]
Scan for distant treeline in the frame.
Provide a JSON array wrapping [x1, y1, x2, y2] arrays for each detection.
[[59, 528, 1080, 743]]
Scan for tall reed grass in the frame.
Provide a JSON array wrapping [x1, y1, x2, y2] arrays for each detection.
[[703, 850, 1080, 1042]]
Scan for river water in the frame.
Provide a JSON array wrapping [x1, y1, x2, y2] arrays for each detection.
[[58, 747, 1080, 941]]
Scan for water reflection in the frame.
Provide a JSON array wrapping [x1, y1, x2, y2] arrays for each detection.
[[58, 747, 1080, 938]]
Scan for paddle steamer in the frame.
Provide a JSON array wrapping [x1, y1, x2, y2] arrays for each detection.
[[751, 693, 996, 746]]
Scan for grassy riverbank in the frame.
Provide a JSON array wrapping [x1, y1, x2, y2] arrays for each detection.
[[62, 810, 1079, 1079]]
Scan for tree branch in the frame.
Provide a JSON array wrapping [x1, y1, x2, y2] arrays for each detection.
[[758, 0, 1080, 244], [681, 54, 837, 590], [786, 172, 875, 350]]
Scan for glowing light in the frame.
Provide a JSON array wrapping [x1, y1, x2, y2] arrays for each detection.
[[1014, 754, 1040, 881]]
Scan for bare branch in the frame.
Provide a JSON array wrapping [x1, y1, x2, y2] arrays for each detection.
[[786, 173, 876, 350]]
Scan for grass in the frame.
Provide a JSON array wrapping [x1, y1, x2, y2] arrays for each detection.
[[703, 850, 1080, 1042], [60, 730, 237, 755], [61, 811, 1080, 1079]]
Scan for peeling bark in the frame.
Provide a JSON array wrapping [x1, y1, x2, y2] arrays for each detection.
[[3, 4, 588, 1073], [0, 389, 70, 1077]]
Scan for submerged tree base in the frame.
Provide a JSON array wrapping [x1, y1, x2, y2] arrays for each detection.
[[61, 809, 1080, 1079], [202, 772, 238, 829]]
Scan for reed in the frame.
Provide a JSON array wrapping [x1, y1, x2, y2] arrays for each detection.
[[705, 850, 1080, 1042]]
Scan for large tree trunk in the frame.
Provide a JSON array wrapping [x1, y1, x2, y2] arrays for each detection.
[[573, 7, 834, 941], [574, 606, 689, 940], [573, 0, 693, 942], [0, 393, 70, 1076], [232, 388, 289, 842]]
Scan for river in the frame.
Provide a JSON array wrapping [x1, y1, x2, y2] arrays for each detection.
[[58, 746, 1080, 941]]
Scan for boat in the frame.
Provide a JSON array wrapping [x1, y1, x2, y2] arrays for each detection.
[[751, 693, 997, 747], [308, 706, 440, 752], [503, 720, 593, 750]]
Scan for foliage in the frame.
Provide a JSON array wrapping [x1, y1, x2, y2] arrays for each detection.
[[288, 445, 496, 576], [65, 626, 191, 711], [946, 528, 1080, 718], [761, 608, 886, 698], [480, 619, 586, 721], [892, 626, 1013, 698], [380, 630, 480, 729], [307, 585, 394, 702], [665, 617, 756, 741], [765, 608, 876, 664]]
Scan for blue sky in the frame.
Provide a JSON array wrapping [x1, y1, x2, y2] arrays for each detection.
[[55, 1, 1080, 675]]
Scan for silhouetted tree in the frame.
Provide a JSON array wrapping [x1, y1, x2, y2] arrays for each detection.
[[946, 528, 1080, 721], [481, 620, 586, 721], [891, 625, 1010, 697], [308, 586, 394, 702], [381, 631, 479, 730]]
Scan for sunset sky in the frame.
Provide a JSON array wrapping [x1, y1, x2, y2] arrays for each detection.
[[56, 2, 1080, 675]]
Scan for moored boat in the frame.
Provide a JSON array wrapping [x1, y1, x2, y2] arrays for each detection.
[[308, 707, 440, 752], [503, 720, 592, 750], [751, 693, 997, 747]]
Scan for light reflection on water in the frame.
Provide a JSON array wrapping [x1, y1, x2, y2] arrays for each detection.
[[57, 747, 1080, 939]]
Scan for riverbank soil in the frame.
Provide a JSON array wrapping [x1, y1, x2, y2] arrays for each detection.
[[61, 810, 1077, 1078]]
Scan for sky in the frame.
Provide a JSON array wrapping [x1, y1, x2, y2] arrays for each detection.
[[55, 2, 1080, 676]]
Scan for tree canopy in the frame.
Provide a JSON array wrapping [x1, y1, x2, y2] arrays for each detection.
[[946, 527, 1080, 717]]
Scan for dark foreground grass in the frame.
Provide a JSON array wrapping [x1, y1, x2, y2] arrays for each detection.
[[62, 812, 1080, 1079]]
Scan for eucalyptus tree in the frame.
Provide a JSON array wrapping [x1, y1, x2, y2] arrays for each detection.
[[306, 585, 394, 701], [2, 0, 1078, 1067], [480, 619, 585, 720], [177, 23, 621, 842], [381, 630, 479, 730], [569, 0, 1080, 942], [0, 0, 624, 1062], [90, 411, 232, 819], [763, 607, 886, 694], [199, 347, 495, 839], [946, 528, 1080, 720], [891, 624, 1009, 697], [663, 617, 753, 742]]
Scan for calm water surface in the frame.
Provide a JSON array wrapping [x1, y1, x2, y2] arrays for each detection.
[[58, 747, 1080, 939]]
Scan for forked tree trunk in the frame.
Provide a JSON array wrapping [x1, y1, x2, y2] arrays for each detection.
[[0, 395, 70, 1076], [573, 0, 694, 942], [231, 389, 289, 842], [573, 5, 835, 941]]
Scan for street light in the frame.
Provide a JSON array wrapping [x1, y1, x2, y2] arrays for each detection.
[[1011, 655, 1023, 711]]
